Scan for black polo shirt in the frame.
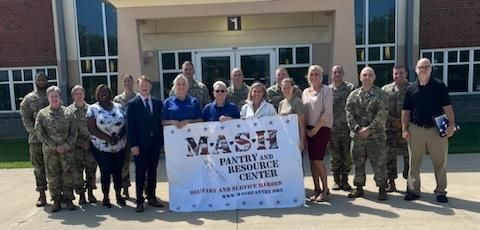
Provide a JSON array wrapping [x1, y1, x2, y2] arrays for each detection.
[[403, 77, 451, 127]]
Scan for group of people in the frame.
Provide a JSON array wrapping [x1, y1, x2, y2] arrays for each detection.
[[19, 58, 456, 214]]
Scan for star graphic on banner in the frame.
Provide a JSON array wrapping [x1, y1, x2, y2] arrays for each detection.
[[253, 122, 257, 127], [269, 121, 273, 125], [286, 119, 290, 124], [226, 203, 230, 207], [176, 206, 180, 210], [187, 128, 191, 133], [276, 200, 280, 204], [203, 127, 208, 131], [259, 201, 264, 205], [209, 204, 212, 207], [170, 130, 175, 134], [220, 126, 225, 130], [192, 204, 196, 208], [293, 199, 298, 203], [242, 201, 246, 205], [236, 124, 241, 128]]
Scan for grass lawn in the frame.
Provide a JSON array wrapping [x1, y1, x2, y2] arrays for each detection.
[[0, 122, 478, 169]]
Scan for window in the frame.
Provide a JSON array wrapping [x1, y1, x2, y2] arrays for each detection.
[[277, 45, 312, 90], [0, 67, 58, 112], [355, 0, 397, 86], [421, 47, 480, 94], [76, 0, 118, 103], [159, 51, 193, 99]]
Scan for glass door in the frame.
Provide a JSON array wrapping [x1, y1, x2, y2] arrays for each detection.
[[194, 50, 235, 96], [235, 48, 276, 87]]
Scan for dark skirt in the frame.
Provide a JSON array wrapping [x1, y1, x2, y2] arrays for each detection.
[[306, 126, 331, 161]]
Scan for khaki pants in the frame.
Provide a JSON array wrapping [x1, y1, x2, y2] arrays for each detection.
[[407, 124, 448, 195]]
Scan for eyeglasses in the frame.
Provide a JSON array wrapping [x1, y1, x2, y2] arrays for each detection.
[[214, 90, 226, 93]]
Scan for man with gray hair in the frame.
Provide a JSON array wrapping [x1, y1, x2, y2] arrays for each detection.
[[20, 72, 49, 207]]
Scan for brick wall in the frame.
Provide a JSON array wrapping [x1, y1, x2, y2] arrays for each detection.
[[420, 0, 480, 49], [0, 0, 56, 67]]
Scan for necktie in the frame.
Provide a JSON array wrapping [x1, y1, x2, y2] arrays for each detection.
[[144, 98, 151, 114]]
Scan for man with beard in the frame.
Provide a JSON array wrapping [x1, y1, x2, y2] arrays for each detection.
[[20, 72, 49, 207]]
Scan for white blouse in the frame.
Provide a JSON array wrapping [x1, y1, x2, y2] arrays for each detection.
[[86, 102, 126, 153], [240, 100, 277, 118]]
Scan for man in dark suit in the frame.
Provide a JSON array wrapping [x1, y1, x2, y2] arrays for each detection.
[[127, 75, 164, 212]]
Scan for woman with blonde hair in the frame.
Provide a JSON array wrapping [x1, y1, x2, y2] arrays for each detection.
[[302, 65, 334, 202], [240, 82, 276, 118]]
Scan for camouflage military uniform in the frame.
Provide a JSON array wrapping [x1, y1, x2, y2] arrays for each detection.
[[113, 91, 137, 189], [170, 79, 211, 107], [226, 83, 250, 110], [67, 103, 97, 194], [382, 82, 410, 179], [345, 85, 388, 188], [266, 83, 302, 109], [328, 81, 355, 175], [19, 90, 49, 192], [35, 106, 77, 201]]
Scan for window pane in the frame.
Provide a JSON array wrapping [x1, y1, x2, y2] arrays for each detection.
[[447, 65, 468, 92], [105, 3, 117, 56], [355, 0, 365, 45], [13, 70, 22, 81], [473, 64, 480, 91], [162, 72, 180, 99], [368, 47, 380, 61], [47, 81, 57, 88], [81, 60, 93, 73], [296, 47, 310, 64], [432, 66, 443, 82], [109, 59, 118, 73], [357, 48, 365, 62], [76, 0, 105, 56], [47, 69, 56, 81], [475, 50, 480, 62], [23, 70, 33, 81], [0, 85, 12, 110], [178, 52, 192, 66], [0, 70, 9, 82], [460, 50, 469, 62], [368, 0, 395, 44], [110, 75, 118, 96], [95, 59, 107, 73], [161, 53, 176, 70], [14, 83, 33, 110], [285, 67, 309, 90], [368, 63, 394, 87], [448, 51, 457, 63], [279, 48, 293, 65], [383, 46, 395, 60], [35, 69, 46, 75], [240, 54, 270, 86], [82, 76, 108, 104], [434, 52, 444, 64], [422, 52, 432, 61]]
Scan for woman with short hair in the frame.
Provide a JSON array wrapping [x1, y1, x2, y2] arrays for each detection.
[[203, 80, 240, 122], [240, 82, 277, 118]]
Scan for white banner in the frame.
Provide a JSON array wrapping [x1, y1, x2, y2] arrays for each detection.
[[164, 114, 305, 212]]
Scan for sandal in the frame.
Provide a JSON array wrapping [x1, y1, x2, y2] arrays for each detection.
[[308, 189, 322, 201], [316, 189, 330, 202]]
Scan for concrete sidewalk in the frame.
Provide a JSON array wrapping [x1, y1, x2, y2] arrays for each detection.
[[1, 154, 479, 230]]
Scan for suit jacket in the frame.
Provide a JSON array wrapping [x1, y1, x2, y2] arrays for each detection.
[[127, 95, 164, 153]]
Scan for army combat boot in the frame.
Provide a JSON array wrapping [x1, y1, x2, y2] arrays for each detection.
[[51, 199, 61, 212], [78, 192, 87, 205], [332, 174, 342, 190], [386, 178, 396, 193], [341, 174, 352, 191], [87, 189, 97, 203], [66, 200, 77, 210], [378, 187, 388, 201], [35, 191, 47, 207], [347, 186, 364, 198]]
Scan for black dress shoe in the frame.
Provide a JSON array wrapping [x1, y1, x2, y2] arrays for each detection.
[[135, 203, 144, 213], [404, 192, 420, 201], [436, 194, 448, 203], [147, 199, 164, 208], [103, 199, 112, 208], [117, 197, 126, 206]]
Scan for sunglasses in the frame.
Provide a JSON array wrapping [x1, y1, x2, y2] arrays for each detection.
[[214, 90, 226, 93]]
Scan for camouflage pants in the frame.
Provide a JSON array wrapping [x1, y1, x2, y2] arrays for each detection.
[[386, 134, 409, 179], [43, 147, 74, 201], [328, 134, 352, 174], [30, 143, 47, 192], [121, 147, 132, 189], [351, 137, 387, 188], [73, 146, 97, 194]]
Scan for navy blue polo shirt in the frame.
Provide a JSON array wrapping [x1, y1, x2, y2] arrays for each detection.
[[202, 101, 240, 122], [403, 78, 451, 127], [162, 95, 202, 121]]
